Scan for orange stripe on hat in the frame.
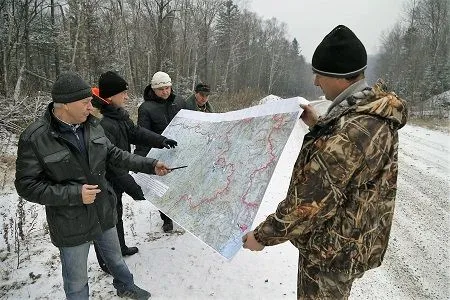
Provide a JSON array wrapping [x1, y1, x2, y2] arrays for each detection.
[[92, 87, 110, 104]]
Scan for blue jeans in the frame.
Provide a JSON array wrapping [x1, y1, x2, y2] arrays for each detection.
[[59, 226, 134, 300]]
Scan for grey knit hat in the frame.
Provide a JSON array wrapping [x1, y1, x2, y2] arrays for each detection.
[[52, 72, 92, 103]]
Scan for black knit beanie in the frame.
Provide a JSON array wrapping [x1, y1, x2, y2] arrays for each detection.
[[312, 25, 367, 78], [52, 72, 92, 103], [99, 71, 128, 98]]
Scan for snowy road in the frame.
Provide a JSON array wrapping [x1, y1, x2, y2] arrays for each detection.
[[351, 125, 450, 299], [1, 124, 449, 299]]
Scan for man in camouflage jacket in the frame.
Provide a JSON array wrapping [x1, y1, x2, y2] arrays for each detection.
[[243, 25, 408, 299]]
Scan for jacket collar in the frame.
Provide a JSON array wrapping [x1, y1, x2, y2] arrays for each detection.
[[143, 84, 176, 103], [100, 104, 129, 120], [45, 102, 100, 132], [317, 80, 408, 130], [326, 79, 369, 115]]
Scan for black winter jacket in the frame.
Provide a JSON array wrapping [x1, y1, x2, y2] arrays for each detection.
[[15, 103, 158, 247], [135, 85, 183, 156], [93, 98, 167, 198]]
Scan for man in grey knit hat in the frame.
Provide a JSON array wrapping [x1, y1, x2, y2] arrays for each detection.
[[15, 72, 172, 299]]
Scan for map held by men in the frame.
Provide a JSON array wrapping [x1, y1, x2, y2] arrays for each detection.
[[133, 98, 305, 259]]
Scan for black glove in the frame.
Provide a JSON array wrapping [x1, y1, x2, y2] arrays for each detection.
[[128, 184, 145, 201], [162, 138, 178, 149]]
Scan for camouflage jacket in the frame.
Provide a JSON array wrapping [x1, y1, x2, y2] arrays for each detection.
[[254, 82, 408, 274]]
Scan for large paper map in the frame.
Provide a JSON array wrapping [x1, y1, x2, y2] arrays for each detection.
[[133, 97, 306, 259]]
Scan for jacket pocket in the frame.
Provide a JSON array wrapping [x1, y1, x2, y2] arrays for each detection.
[[90, 136, 108, 174], [93, 188, 117, 229], [50, 206, 90, 244], [42, 149, 72, 182], [307, 224, 362, 273]]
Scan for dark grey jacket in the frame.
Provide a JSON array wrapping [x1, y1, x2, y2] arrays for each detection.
[[15, 103, 158, 247], [183, 94, 214, 112]]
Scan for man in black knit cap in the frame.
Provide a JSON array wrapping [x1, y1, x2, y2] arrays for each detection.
[[243, 25, 408, 299], [92, 71, 177, 273], [15, 72, 173, 299]]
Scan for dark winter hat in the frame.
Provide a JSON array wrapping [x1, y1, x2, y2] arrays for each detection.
[[99, 71, 128, 98], [195, 83, 211, 94], [312, 25, 367, 78], [52, 72, 92, 103]]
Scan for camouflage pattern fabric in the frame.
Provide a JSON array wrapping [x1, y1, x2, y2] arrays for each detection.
[[297, 255, 363, 299], [253, 81, 408, 297]]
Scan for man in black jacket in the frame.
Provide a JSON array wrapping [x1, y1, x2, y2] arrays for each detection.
[[91, 71, 177, 272], [135, 71, 184, 232], [15, 72, 171, 300]]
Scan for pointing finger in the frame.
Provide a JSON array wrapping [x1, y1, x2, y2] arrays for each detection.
[[88, 189, 101, 194]]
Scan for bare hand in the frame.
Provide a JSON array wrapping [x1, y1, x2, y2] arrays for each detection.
[[300, 104, 319, 127], [154, 161, 171, 176], [242, 231, 265, 251], [81, 184, 101, 204]]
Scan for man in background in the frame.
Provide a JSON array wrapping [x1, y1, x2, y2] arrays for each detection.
[[135, 71, 184, 232], [183, 83, 214, 112], [243, 25, 408, 299]]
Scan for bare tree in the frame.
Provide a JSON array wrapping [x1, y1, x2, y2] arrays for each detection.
[[193, 0, 221, 83], [375, 0, 449, 114], [117, 0, 135, 90], [143, 0, 176, 70], [1, 0, 326, 126]]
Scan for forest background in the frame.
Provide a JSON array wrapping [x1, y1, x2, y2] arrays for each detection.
[[0, 0, 449, 146], [0, 1, 449, 297]]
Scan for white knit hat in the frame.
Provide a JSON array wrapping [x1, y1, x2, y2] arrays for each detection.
[[151, 71, 172, 88]]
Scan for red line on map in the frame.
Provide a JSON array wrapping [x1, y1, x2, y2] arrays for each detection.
[[239, 114, 286, 209], [237, 223, 248, 232], [174, 114, 290, 214]]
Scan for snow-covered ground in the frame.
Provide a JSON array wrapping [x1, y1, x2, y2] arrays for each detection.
[[1, 123, 449, 300]]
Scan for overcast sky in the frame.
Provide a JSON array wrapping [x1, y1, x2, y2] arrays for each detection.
[[246, 0, 407, 62]]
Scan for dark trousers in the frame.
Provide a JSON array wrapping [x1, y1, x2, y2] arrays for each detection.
[[95, 190, 128, 271], [297, 255, 363, 300], [159, 211, 171, 223]]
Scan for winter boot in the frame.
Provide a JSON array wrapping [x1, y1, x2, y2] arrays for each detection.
[[117, 284, 151, 299], [162, 219, 173, 232], [122, 246, 139, 256]]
